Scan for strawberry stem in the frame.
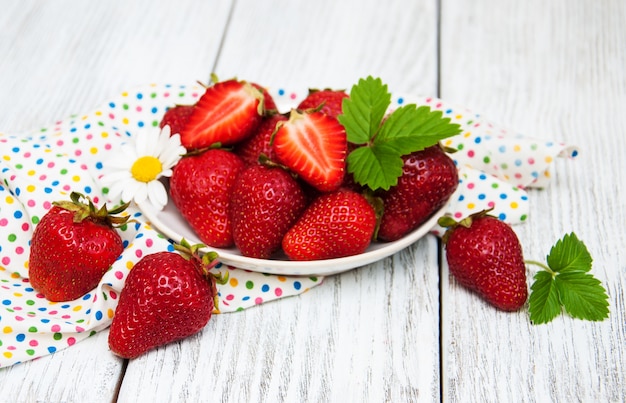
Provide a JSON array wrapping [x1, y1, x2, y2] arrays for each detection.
[[525, 259, 553, 274]]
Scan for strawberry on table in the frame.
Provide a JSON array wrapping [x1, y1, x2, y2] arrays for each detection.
[[230, 164, 308, 258], [28, 192, 129, 302], [377, 145, 459, 242], [181, 79, 264, 149], [282, 190, 376, 260], [169, 148, 245, 248], [297, 89, 349, 119], [272, 109, 347, 192], [439, 210, 528, 311], [108, 241, 226, 359]]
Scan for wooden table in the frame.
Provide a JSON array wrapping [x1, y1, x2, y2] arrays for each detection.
[[1, 0, 624, 401]]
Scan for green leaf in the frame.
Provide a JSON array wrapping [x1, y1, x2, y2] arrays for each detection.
[[347, 143, 403, 191], [528, 270, 562, 324], [528, 232, 609, 324], [339, 76, 462, 191], [377, 104, 462, 155], [555, 271, 610, 321], [338, 76, 391, 145], [546, 232, 593, 273]]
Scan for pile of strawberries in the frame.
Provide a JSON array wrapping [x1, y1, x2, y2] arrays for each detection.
[[26, 76, 544, 360], [162, 78, 459, 261]]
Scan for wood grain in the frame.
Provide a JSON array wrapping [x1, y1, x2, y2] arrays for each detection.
[[118, 0, 442, 401], [0, 0, 625, 402], [0, 1, 232, 401], [440, 0, 626, 401]]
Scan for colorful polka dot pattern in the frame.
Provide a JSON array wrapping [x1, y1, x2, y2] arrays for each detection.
[[0, 83, 321, 367]]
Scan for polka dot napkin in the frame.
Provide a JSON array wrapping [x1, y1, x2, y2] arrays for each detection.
[[0, 83, 577, 367]]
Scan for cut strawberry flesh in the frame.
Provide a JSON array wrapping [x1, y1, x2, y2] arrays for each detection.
[[273, 110, 347, 192], [181, 80, 263, 149]]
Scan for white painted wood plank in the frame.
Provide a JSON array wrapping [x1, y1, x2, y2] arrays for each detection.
[[0, 1, 232, 401], [118, 0, 442, 401], [440, 0, 626, 401], [0, 0, 231, 133]]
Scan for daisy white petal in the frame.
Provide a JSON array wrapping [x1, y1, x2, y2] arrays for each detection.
[[147, 180, 168, 211], [99, 170, 132, 186]]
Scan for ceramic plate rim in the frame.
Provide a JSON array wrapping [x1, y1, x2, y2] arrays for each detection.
[[137, 199, 446, 276]]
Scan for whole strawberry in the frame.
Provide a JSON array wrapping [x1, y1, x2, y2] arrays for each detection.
[[377, 145, 458, 241], [159, 104, 194, 135], [170, 149, 245, 248], [230, 164, 308, 258], [234, 113, 287, 165], [297, 89, 349, 119], [28, 192, 128, 302], [439, 210, 528, 311], [108, 241, 225, 359], [282, 190, 376, 260]]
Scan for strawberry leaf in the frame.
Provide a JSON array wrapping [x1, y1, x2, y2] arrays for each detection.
[[555, 271, 610, 321], [528, 270, 561, 324], [339, 76, 391, 145], [347, 143, 404, 191], [546, 232, 593, 273], [377, 104, 462, 154], [528, 232, 609, 324], [338, 76, 462, 191]]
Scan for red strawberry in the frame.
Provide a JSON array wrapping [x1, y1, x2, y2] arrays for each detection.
[[282, 190, 376, 260], [377, 145, 458, 242], [272, 109, 347, 192], [297, 89, 349, 119], [170, 149, 245, 248], [28, 192, 128, 302], [439, 210, 528, 311], [251, 82, 278, 112], [108, 241, 225, 359], [234, 113, 287, 165], [230, 164, 308, 258], [181, 79, 264, 149], [159, 104, 194, 135]]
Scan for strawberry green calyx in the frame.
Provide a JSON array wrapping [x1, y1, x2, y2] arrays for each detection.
[[53, 191, 130, 227], [173, 239, 227, 312], [438, 208, 494, 243]]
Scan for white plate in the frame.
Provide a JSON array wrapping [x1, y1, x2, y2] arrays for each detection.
[[138, 199, 446, 276]]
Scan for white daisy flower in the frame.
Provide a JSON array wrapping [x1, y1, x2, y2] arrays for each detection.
[[100, 125, 186, 211]]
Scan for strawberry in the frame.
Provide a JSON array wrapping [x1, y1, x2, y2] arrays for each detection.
[[28, 192, 128, 302], [439, 210, 528, 311], [159, 104, 194, 135], [282, 190, 376, 260], [251, 82, 278, 112], [297, 89, 349, 119], [377, 145, 458, 242], [108, 241, 226, 359], [181, 79, 264, 149], [234, 113, 287, 165], [169, 149, 245, 248], [230, 164, 308, 258], [272, 109, 347, 192]]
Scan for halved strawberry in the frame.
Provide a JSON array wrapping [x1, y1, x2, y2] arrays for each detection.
[[272, 110, 347, 192], [181, 79, 264, 149]]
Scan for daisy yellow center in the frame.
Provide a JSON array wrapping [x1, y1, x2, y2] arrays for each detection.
[[130, 156, 162, 183]]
